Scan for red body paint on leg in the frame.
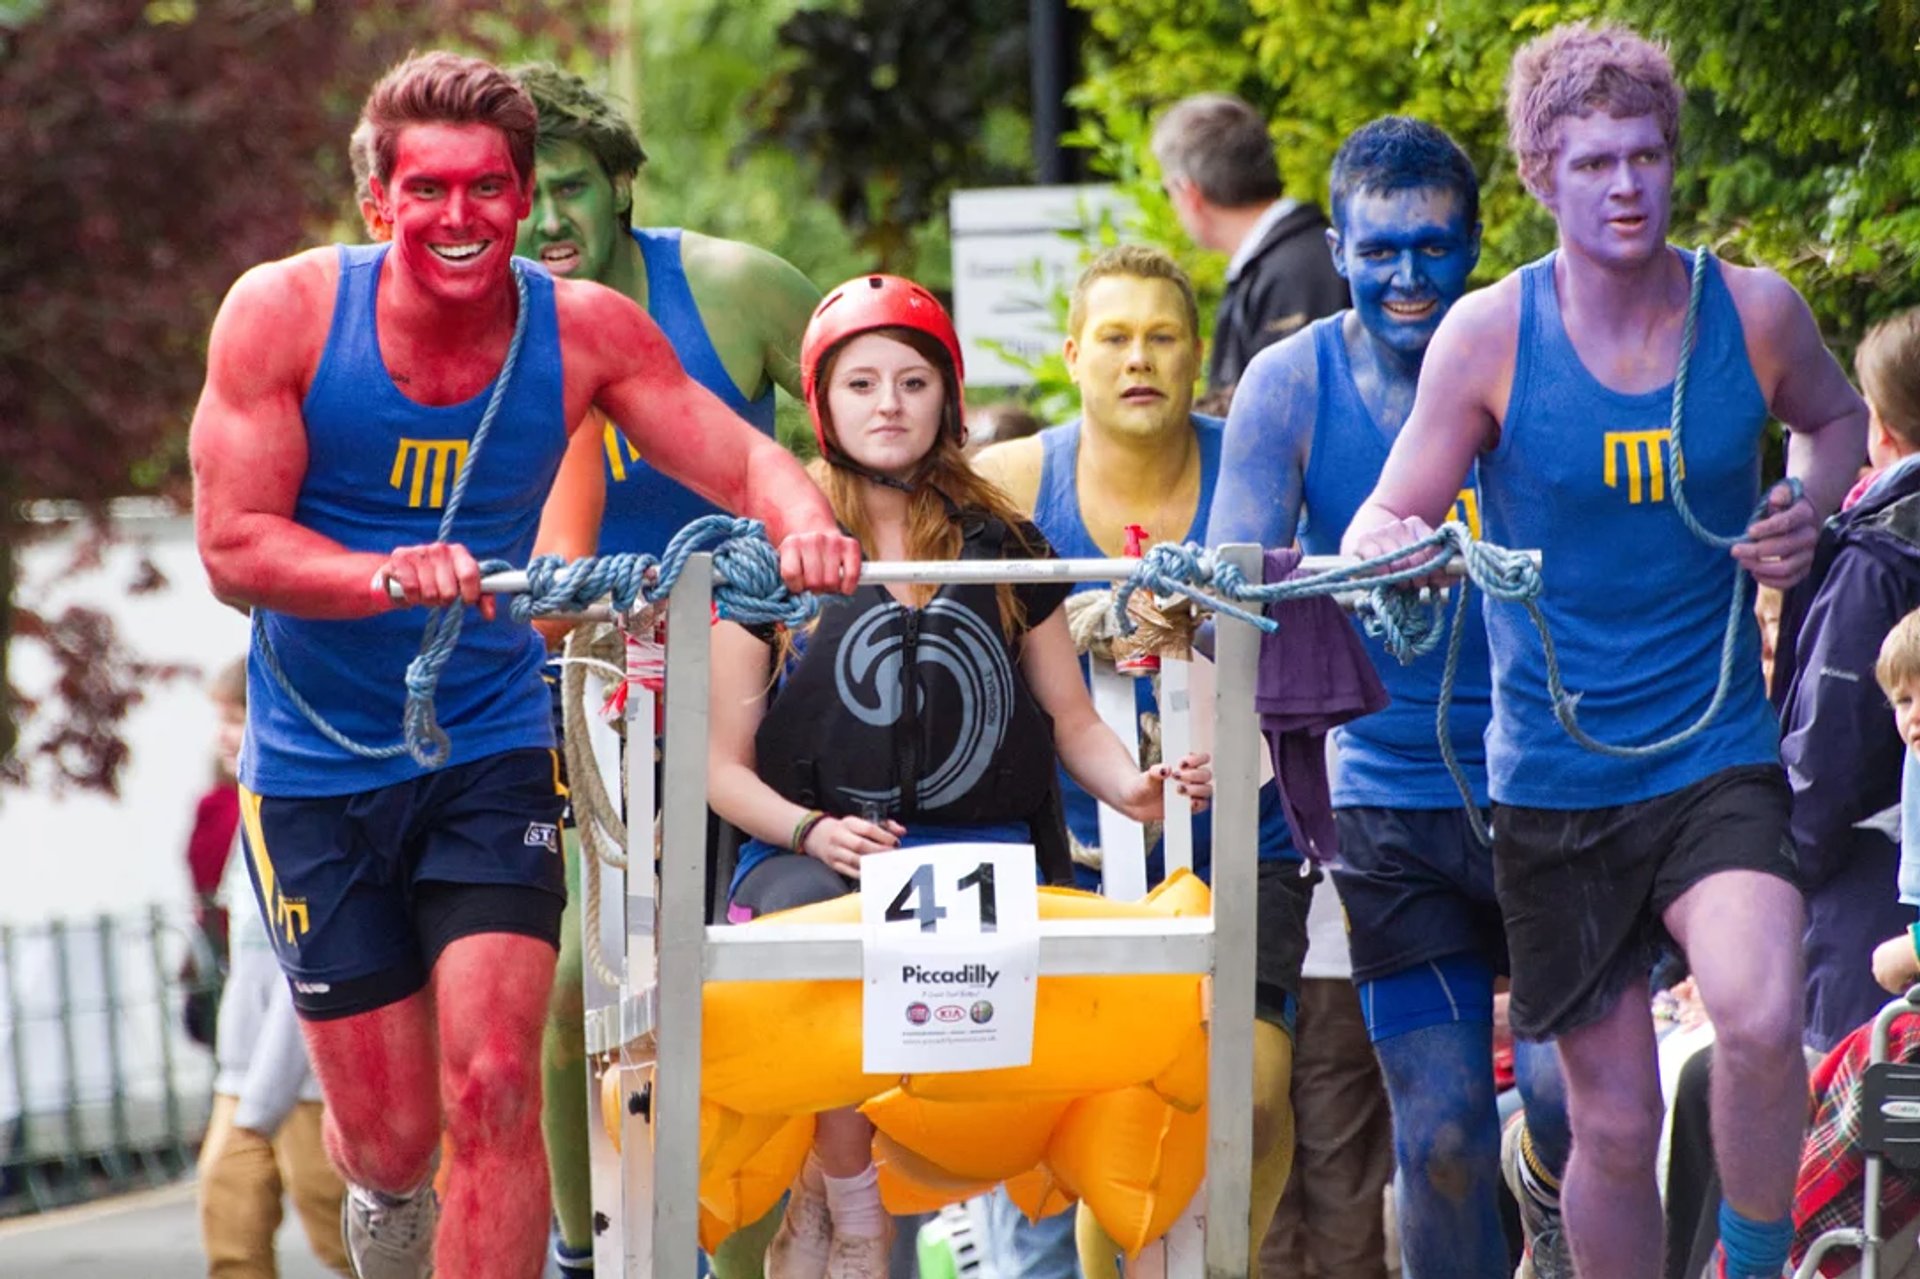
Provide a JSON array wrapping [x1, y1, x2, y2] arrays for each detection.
[[432, 932, 559, 1279], [301, 990, 442, 1193]]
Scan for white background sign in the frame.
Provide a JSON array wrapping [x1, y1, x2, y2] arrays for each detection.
[[950, 184, 1138, 387], [860, 843, 1040, 1073]]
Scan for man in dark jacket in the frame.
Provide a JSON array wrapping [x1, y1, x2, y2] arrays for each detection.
[[1152, 94, 1349, 392], [1776, 443, 1920, 1052]]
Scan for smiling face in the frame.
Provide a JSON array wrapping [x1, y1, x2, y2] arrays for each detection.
[[1331, 185, 1479, 359], [1542, 111, 1672, 269], [373, 121, 532, 303], [515, 138, 627, 281], [822, 332, 948, 480], [1064, 275, 1201, 441]]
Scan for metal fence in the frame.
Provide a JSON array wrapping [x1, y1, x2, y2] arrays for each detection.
[[0, 905, 216, 1217]]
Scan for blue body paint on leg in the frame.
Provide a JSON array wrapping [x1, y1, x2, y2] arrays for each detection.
[[1365, 956, 1507, 1277]]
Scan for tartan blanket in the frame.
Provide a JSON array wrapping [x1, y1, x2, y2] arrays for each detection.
[[1792, 1012, 1920, 1276]]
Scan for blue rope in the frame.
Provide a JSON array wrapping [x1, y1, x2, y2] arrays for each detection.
[[253, 262, 534, 769], [499, 514, 817, 629]]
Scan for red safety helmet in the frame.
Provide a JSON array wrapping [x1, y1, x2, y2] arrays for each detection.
[[800, 275, 967, 459]]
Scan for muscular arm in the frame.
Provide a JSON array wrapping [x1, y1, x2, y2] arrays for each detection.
[[1343, 286, 1511, 558], [1207, 333, 1317, 550], [1722, 266, 1869, 589], [530, 423, 609, 647], [1737, 266, 1867, 519], [190, 254, 397, 619], [558, 281, 854, 589], [970, 436, 1045, 517], [682, 232, 820, 402]]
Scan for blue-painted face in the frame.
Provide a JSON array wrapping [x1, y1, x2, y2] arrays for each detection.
[[1328, 186, 1480, 358]]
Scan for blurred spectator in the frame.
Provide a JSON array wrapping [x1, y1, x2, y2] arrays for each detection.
[[1192, 383, 1235, 420], [197, 659, 350, 1278], [181, 660, 246, 1048], [966, 400, 1043, 454], [1152, 94, 1348, 392]]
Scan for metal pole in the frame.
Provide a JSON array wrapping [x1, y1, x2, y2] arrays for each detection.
[[1204, 545, 1260, 1279], [51, 920, 82, 1174], [148, 906, 184, 1167], [463, 551, 1513, 599], [98, 914, 130, 1185], [652, 553, 714, 1276], [1028, 0, 1070, 183]]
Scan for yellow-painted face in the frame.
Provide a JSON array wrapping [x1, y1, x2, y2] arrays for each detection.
[[1064, 275, 1201, 441]]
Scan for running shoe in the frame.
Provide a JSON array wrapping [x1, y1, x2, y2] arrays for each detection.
[[343, 1180, 439, 1279], [824, 1221, 895, 1279], [1501, 1110, 1572, 1279], [766, 1178, 833, 1279]]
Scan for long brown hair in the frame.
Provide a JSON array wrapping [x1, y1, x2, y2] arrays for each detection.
[[814, 326, 1038, 638]]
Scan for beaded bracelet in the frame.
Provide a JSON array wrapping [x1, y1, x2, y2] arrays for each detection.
[[791, 809, 828, 854]]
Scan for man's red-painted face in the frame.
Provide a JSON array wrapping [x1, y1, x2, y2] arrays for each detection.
[[373, 122, 532, 303]]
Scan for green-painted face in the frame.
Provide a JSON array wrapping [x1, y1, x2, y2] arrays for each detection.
[[515, 138, 628, 283]]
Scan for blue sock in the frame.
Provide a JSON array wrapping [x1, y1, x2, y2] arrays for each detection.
[[1717, 1201, 1792, 1279], [555, 1239, 594, 1277]]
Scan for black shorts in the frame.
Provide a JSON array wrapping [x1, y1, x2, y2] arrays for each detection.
[[1256, 859, 1313, 1033], [238, 748, 569, 1019], [1492, 763, 1796, 1041], [1331, 806, 1506, 985]]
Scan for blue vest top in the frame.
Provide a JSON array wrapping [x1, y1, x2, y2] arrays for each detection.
[[1032, 417, 1299, 872], [596, 228, 778, 554], [1480, 249, 1779, 807], [243, 245, 567, 797], [1298, 314, 1493, 808]]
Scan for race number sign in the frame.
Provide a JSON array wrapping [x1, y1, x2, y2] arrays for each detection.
[[860, 843, 1040, 1074]]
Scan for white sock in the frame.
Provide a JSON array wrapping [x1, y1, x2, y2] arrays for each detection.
[[820, 1163, 884, 1238], [799, 1150, 825, 1195]]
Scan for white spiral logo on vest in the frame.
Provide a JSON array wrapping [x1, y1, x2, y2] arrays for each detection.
[[834, 598, 1013, 810]]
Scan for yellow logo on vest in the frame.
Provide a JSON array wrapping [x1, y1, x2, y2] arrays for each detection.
[[1603, 429, 1672, 504], [389, 438, 470, 509], [602, 421, 644, 483], [237, 789, 311, 947], [1450, 489, 1482, 539]]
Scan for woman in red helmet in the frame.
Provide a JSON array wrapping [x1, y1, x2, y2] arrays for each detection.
[[707, 276, 1210, 1279]]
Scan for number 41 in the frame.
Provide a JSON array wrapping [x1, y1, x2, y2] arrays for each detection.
[[885, 862, 998, 933]]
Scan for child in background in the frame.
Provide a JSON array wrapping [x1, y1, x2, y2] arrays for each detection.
[[1872, 610, 1920, 994]]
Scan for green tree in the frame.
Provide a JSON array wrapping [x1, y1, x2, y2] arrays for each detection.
[[0, 0, 599, 792], [1066, 0, 1920, 347]]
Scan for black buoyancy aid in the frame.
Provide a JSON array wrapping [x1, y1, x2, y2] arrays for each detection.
[[753, 517, 1059, 831]]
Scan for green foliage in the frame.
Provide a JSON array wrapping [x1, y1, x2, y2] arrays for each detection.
[[746, 0, 1032, 277], [1066, 0, 1920, 347]]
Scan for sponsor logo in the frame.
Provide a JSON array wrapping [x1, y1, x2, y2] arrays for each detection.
[[934, 1005, 966, 1022], [900, 963, 1000, 987], [1818, 666, 1861, 683], [905, 1002, 931, 1025], [524, 822, 560, 853], [389, 438, 471, 509], [969, 1000, 994, 1025], [1602, 428, 1672, 505], [293, 980, 333, 995]]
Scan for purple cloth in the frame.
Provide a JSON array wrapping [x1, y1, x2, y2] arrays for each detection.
[[1255, 546, 1389, 865]]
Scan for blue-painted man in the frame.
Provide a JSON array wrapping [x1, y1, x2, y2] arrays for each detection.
[[1209, 116, 1573, 1278], [1345, 25, 1868, 1279]]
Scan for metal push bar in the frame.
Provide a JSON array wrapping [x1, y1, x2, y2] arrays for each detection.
[[558, 546, 1285, 1277]]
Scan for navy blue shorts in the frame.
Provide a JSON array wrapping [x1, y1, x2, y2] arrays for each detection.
[[238, 747, 569, 1019], [1331, 806, 1506, 985]]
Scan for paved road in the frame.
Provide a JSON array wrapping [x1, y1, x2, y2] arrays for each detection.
[[0, 1180, 336, 1279]]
